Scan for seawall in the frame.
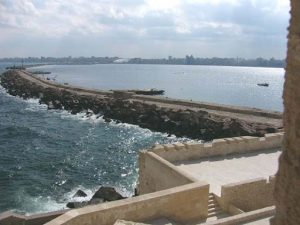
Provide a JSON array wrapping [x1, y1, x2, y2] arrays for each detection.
[[0, 70, 282, 140]]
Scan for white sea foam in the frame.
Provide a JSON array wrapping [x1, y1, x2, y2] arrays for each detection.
[[62, 185, 96, 203], [0, 84, 196, 142], [57, 111, 106, 124], [24, 98, 48, 112], [15, 193, 66, 216]]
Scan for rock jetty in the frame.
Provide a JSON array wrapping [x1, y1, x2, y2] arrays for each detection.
[[0, 70, 282, 141]]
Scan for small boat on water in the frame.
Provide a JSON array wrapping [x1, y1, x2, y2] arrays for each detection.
[[257, 83, 269, 87]]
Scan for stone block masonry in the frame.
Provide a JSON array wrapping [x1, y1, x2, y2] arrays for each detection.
[[220, 176, 275, 212], [138, 151, 197, 194], [0, 70, 282, 141], [44, 182, 209, 225], [150, 132, 283, 163]]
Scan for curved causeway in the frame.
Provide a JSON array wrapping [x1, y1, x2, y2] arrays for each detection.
[[0, 69, 282, 140]]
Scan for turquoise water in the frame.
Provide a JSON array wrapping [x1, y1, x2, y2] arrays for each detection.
[[0, 63, 284, 215], [29, 64, 284, 111]]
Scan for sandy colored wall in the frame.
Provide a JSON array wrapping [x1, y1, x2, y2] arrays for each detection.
[[138, 151, 197, 194], [0, 210, 68, 225], [273, 0, 300, 224], [151, 133, 283, 163], [44, 182, 209, 225], [220, 176, 275, 212]]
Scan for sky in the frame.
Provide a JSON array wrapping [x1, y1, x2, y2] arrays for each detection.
[[0, 0, 290, 59]]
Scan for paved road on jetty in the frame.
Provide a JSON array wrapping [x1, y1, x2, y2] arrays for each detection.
[[18, 70, 282, 127]]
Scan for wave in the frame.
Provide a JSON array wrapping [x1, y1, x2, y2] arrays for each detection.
[[13, 183, 134, 215], [24, 98, 48, 112], [51, 110, 193, 142], [0, 84, 195, 142], [13, 190, 66, 215]]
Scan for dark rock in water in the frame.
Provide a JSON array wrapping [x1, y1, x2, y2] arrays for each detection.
[[73, 189, 88, 198], [66, 201, 89, 209], [134, 188, 138, 197], [48, 101, 55, 110], [89, 198, 104, 205], [92, 186, 125, 201], [104, 117, 112, 123]]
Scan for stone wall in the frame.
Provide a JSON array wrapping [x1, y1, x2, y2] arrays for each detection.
[[273, 0, 300, 224], [44, 182, 209, 225], [220, 176, 275, 212], [0, 210, 68, 225], [138, 151, 197, 194], [150, 133, 283, 163]]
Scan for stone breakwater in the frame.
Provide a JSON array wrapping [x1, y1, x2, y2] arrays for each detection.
[[0, 70, 282, 141]]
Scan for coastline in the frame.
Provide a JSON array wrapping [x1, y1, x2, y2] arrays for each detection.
[[0, 70, 282, 140]]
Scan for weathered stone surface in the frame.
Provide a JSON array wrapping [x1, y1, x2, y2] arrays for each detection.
[[272, 1, 300, 224]]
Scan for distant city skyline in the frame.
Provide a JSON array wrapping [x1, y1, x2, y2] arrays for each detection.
[[0, 0, 290, 58], [0, 55, 285, 68]]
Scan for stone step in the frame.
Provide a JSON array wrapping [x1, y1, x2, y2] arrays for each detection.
[[208, 202, 218, 208], [208, 199, 216, 204], [207, 193, 223, 219], [208, 194, 214, 199], [208, 206, 221, 213], [207, 209, 223, 218]]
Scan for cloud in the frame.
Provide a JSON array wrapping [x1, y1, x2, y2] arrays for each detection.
[[0, 0, 290, 58]]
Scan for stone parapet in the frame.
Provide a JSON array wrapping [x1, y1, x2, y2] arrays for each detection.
[[138, 151, 197, 194], [151, 132, 283, 162], [44, 182, 209, 225], [0, 209, 69, 225], [220, 176, 275, 212]]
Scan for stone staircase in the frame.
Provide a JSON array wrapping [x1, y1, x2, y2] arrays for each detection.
[[114, 194, 228, 225], [207, 193, 223, 218]]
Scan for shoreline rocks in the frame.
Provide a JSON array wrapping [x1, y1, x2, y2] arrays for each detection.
[[67, 187, 126, 209], [0, 70, 282, 141]]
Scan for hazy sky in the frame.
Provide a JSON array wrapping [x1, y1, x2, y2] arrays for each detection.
[[0, 0, 290, 58]]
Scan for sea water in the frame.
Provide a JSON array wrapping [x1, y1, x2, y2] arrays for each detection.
[[0, 63, 284, 214], [29, 64, 284, 111]]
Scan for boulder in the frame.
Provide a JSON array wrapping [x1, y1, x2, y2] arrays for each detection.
[[73, 189, 88, 198], [66, 201, 89, 209], [89, 198, 104, 205], [92, 186, 125, 202]]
